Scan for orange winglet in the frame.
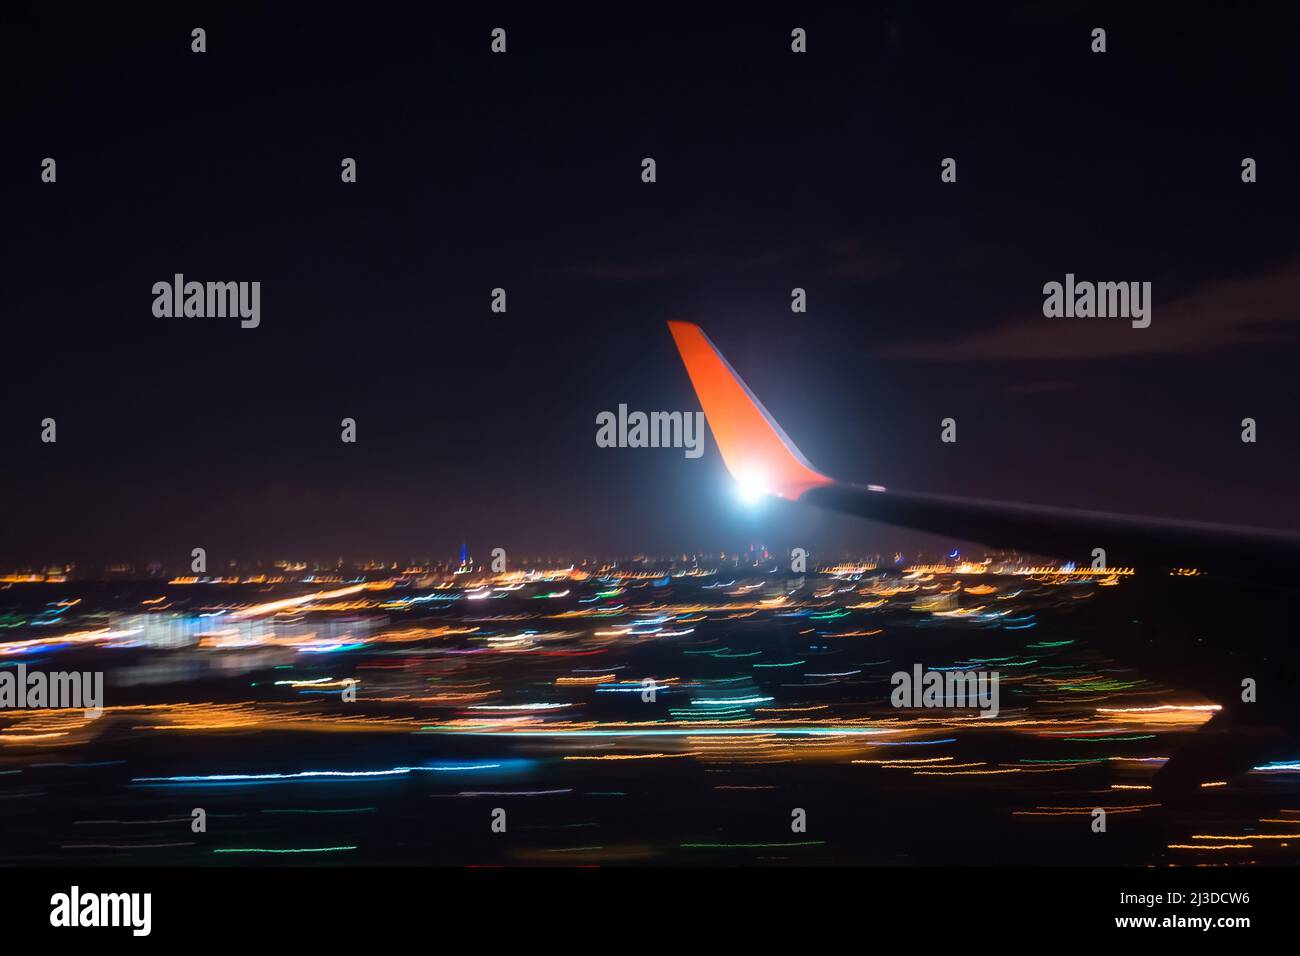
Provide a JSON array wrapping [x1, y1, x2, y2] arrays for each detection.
[[667, 321, 832, 501]]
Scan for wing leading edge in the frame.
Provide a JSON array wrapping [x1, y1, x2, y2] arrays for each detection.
[[667, 320, 1300, 575]]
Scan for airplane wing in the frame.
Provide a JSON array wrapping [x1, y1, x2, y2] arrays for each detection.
[[667, 320, 1300, 575]]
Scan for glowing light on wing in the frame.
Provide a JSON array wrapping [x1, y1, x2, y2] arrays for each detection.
[[667, 321, 832, 501]]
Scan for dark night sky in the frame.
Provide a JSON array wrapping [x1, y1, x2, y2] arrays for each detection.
[[3, 2, 1298, 567]]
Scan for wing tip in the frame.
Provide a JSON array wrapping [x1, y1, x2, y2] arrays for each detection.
[[667, 321, 832, 501]]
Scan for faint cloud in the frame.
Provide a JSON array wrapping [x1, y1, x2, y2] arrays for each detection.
[[563, 256, 695, 281], [561, 240, 900, 284], [824, 238, 902, 282], [879, 256, 1300, 361], [1003, 380, 1076, 394]]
